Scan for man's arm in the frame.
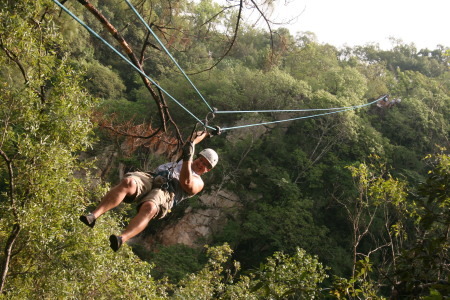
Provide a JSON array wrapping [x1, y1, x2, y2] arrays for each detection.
[[178, 131, 209, 195], [179, 160, 204, 195]]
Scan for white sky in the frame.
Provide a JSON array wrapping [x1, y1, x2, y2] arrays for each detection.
[[266, 0, 450, 50]]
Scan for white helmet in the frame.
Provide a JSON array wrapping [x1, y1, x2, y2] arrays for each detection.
[[198, 148, 218, 168]]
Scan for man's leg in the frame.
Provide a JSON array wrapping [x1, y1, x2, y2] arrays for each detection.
[[80, 177, 138, 228], [122, 201, 158, 242], [109, 201, 158, 251], [92, 177, 138, 218]]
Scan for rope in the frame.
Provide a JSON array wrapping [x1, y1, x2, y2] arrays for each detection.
[[52, 0, 384, 134], [124, 0, 215, 113], [219, 96, 383, 132], [216, 96, 383, 114], [220, 108, 350, 131], [216, 107, 362, 114], [51, 0, 214, 130], [217, 107, 354, 113]]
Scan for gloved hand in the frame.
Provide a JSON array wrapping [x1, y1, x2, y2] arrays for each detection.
[[182, 142, 195, 161]]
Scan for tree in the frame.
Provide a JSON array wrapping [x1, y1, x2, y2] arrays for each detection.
[[340, 157, 407, 278], [171, 244, 328, 300], [391, 151, 450, 298], [283, 42, 340, 90], [331, 151, 450, 299], [0, 2, 166, 298], [230, 248, 328, 299], [0, 0, 94, 291]]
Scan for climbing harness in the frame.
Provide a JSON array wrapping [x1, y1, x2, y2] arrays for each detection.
[[150, 115, 215, 207]]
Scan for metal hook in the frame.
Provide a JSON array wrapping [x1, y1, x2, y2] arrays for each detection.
[[204, 107, 217, 127]]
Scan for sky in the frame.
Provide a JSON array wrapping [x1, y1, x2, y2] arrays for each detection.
[[265, 0, 450, 50]]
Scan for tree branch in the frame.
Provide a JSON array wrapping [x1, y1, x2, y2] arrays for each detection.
[[187, 1, 243, 75], [0, 224, 21, 293], [0, 40, 29, 84], [0, 149, 20, 294], [75, 0, 183, 144], [249, 0, 274, 49]]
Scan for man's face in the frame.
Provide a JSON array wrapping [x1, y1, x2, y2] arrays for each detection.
[[192, 156, 212, 175]]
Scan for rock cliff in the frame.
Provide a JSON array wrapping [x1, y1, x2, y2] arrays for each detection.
[[137, 188, 242, 249]]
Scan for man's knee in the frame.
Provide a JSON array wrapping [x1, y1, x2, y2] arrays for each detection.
[[120, 177, 137, 194], [138, 201, 158, 218]]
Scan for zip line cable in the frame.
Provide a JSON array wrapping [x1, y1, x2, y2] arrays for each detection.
[[51, 0, 214, 130], [219, 96, 384, 132], [52, 0, 383, 134], [124, 0, 214, 113], [217, 108, 350, 113], [220, 108, 352, 131], [215, 97, 382, 114]]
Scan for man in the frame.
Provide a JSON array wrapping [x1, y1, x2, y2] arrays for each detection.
[[79, 131, 218, 251]]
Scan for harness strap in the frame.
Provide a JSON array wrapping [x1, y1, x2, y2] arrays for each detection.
[[148, 168, 177, 199]]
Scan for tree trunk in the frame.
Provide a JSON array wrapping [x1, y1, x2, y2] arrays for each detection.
[[0, 224, 21, 293]]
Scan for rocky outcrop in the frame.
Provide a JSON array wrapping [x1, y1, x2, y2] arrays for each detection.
[[139, 189, 242, 249]]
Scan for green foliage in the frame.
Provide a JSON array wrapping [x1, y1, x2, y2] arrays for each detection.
[[1, 0, 449, 298], [0, 2, 165, 298], [136, 244, 207, 283], [392, 151, 450, 298], [242, 248, 327, 300], [352, 43, 449, 77], [229, 27, 272, 69], [173, 243, 234, 299], [100, 97, 152, 124], [82, 60, 126, 100], [333, 152, 450, 299], [240, 196, 330, 259], [284, 43, 340, 90], [167, 244, 327, 300], [331, 257, 382, 299], [321, 66, 368, 100]]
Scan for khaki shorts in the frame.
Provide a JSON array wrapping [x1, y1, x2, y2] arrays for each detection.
[[124, 171, 175, 219]]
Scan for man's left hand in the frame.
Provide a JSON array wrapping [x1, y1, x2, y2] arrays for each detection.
[[182, 142, 195, 161]]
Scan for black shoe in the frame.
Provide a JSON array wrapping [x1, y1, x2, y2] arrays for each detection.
[[79, 213, 96, 228], [109, 235, 123, 252]]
